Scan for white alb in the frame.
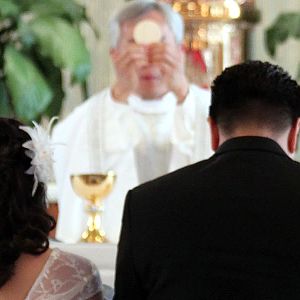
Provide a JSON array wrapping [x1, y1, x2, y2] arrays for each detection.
[[52, 85, 212, 243]]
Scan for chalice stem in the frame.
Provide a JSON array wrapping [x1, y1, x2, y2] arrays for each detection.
[[81, 206, 106, 243], [87, 211, 101, 231]]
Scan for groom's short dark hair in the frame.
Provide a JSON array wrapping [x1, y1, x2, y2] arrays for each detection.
[[209, 60, 300, 135]]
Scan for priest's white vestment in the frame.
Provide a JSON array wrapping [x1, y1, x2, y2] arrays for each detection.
[[52, 85, 212, 243]]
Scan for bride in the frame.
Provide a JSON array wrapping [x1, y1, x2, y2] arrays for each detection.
[[0, 118, 103, 300]]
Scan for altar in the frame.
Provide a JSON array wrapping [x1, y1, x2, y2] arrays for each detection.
[[50, 240, 117, 288]]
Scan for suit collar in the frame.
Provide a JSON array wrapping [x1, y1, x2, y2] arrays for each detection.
[[215, 136, 288, 158]]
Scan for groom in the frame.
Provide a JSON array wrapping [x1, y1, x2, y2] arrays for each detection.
[[114, 61, 300, 299]]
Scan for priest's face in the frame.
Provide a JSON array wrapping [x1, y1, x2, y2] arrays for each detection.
[[113, 10, 182, 100]]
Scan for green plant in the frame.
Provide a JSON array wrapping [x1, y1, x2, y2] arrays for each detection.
[[265, 12, 300, 79], [0, 0, 94, 123]]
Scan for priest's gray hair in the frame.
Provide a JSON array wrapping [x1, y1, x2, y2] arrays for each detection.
[[109, 0, 184, 48]]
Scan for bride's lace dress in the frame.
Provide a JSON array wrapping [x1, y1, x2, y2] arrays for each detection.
[[25, 248, 102, 299]]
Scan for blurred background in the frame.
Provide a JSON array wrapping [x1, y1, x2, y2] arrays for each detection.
[[63, 0, 300, 117]]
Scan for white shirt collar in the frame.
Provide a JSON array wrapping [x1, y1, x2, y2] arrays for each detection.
[[128, 93, 177, 115]]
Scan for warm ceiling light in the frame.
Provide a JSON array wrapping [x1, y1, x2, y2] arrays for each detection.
[[224, 0, 241, 19], [173, 1, 182, 12], [187, 2, 197, 10]]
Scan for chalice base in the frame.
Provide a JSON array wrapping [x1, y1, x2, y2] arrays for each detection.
[[81, 228, 107, 243], [80, 211, 107, 243]]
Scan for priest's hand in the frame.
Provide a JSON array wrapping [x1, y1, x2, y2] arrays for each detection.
[[111, 45, 148, 102], [149, 43, 189, 103]]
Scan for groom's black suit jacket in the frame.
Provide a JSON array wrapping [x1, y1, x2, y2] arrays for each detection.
[[114, 137, 300, 300]]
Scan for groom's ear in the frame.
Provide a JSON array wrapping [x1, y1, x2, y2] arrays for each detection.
[[208, 117, 220, 151], [288, 118, 300, 154]]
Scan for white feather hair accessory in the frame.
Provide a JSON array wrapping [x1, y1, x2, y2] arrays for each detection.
[[19, 117, 58, 196]]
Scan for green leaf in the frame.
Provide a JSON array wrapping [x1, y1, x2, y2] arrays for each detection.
[[0, 0, 19, 18], [4, 46, 53, 122], [297, 63, 300, 82], [33, 53, 64, 118], [28, 0, 86, 23], [265, 27, 279, 57], [288, 14, 300, 38], [18, 20, 37, 48], [29, 16, 91, 82], [0, 80, 12, 117], [265, 13, 300, 57], [45, 89, 63, 118], [44, 69, 64, 117]]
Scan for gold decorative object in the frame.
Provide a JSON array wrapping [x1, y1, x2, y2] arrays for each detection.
[[162, 0, 260, 87], [170, 0, 258, 21], [70, 172, 116, 243]]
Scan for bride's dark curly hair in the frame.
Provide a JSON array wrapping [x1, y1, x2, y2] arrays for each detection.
[[0, 118, 55, 287]]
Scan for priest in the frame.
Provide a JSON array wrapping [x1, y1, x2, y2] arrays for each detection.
[[52, 0, 212, 243]]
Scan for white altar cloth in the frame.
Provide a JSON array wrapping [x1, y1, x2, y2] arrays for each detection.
[[50, 241, 117, 287]]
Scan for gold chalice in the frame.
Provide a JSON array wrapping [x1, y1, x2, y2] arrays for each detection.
[[70, 171, 116, 243]]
